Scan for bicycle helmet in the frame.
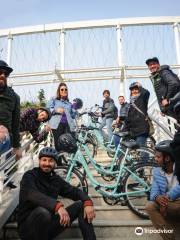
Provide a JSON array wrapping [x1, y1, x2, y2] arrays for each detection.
[[39, 147, 58, 162], [38, 107, 51, 121], [155, 140, 175, 161], [73, 98, 83, 110], [57, 133, 78, 153], [129, 82, 140, 90]]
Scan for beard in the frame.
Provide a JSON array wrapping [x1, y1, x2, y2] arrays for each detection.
[[0, 81, 7, 94]]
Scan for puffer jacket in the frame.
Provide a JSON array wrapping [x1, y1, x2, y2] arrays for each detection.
[[150, 167, 180, 201], [150, 65, 180, 110], [119, 102, 129, 118], [102, 97, 115, 119]]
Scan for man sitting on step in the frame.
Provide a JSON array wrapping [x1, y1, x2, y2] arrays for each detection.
[[146, 140, 180, 240], [17, 147, 96, 240]]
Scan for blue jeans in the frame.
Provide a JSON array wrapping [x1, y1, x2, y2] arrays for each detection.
[[99, 117, 113, 142], [114, 134, 121, 148], [0, 138, 11, 155], [134, 134, 148, 163]]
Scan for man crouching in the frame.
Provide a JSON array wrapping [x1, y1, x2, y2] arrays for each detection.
[[18, 147, 96, 240]]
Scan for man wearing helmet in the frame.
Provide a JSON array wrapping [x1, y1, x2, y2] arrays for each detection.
[[146, 140, 180, 240], [18, 147, 96, 240], [20, 107, 51, 143]]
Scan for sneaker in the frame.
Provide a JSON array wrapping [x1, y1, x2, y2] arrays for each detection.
[[6, 181, 17, 189]]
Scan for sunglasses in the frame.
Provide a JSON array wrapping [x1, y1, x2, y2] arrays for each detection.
[[60, 88, 68, 92], [0, 69, 9, 77]]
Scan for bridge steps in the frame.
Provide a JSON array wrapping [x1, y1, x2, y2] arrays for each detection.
[[1, 148, 174, 239]]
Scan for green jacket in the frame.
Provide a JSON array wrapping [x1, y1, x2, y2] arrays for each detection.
[[0, 86, 20, 148]]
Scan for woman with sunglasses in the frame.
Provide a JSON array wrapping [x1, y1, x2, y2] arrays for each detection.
[[48, 83, 76, 150]]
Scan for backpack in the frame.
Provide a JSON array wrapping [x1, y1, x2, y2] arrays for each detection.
[[113, 105, 118, 120]]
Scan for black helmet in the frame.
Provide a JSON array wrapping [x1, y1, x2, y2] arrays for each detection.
[[57, 133, 78, 153], [73, 98, 83, 110], [129, 82, 140, 90], [38, 107, 51, 121], [39, 147, 58, 162], [0, 60, 13, 75], [155, 140, 175, 161]]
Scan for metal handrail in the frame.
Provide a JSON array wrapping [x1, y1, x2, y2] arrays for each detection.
[[0, 138, 34, 171], [149, 114, 174, 139]]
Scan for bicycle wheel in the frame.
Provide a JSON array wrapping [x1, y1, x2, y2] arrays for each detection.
[[55, 165, 88, 193], [124, 147, 155, 166], [123, 162, 157, 219]]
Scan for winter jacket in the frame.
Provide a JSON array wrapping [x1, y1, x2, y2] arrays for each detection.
[[18, 168, 91, 225], [0, 86, 20, 148], [150, 65, 180, 112], [150, 167, 180, 201], [47, 98, 76, 131], [127, 87, 150, 137], [20, 108, 48, 143], [102, 98, 115, 119], [119, 102, 129, 119]]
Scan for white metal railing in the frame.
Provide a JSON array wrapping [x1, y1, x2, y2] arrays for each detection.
[[0, 131, 53, 205]]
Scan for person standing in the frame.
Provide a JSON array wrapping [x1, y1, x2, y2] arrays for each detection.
[[127, 82, 150, 147], [99, 90, 116, 142], [114, 96, 129, 147], [146, 57, 180, 120], [0, 60, 21, 159], [47, 83, 76, 150]]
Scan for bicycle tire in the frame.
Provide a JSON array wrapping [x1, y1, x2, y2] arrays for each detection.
[[116, 146, 155, 167], [55, 165, 88, 193], [122, 162, 157, 219]]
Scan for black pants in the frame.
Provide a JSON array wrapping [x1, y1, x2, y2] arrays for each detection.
[[52, 122, 70, 150], [19, 201, 96, 240]]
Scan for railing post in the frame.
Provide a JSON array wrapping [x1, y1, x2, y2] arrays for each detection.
[[116, 25, 125, 96], [60, 29, 65, 80], [0, 170, 5, 204], [7, 33, 13, 66], [173, 23, 180, 76]]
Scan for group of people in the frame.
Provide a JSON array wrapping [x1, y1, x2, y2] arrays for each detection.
[[0, 57, 180, 240]]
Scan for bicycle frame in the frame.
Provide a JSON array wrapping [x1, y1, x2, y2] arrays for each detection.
[[64, 146, 151, 199]]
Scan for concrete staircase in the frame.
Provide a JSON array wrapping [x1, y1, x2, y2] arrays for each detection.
[[2, 148, 174, 239]]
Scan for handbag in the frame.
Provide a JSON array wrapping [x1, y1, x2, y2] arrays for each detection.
[[131, 102, 155, 136]]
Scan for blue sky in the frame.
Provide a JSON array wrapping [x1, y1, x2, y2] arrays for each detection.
[[0, 0, 180, 29]]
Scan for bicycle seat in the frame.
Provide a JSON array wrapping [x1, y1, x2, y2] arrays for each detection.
[[121, 140, 139, 149], [114, 131, 130, 137]]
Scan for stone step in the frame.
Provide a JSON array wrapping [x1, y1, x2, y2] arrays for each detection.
[[55, 220, 163, 240], [2, 220, 164, 240], [58, 198, 142, 221]]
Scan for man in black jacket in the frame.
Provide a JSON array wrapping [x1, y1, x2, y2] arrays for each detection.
[[0, 60, 21, 159], [18, 147, 96, 240], [146, 57, 180, 120]]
